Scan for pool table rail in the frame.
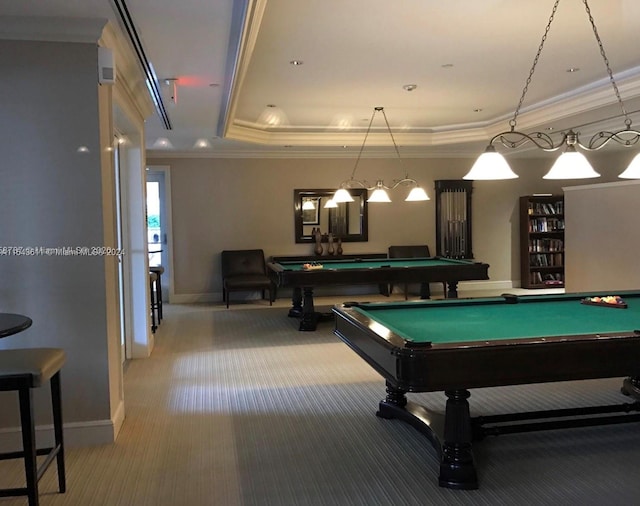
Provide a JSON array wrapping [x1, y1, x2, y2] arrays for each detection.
[[334, 302, 640, 392]]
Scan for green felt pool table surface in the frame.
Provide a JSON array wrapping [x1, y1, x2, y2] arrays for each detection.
[[275, 256, 476, 270], [348, 291, 640, 345], [268, 256, 490, 331]]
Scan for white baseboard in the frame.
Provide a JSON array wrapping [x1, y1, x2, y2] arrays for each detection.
[[171, 280, 518, 304], [171, 292, 218, 304], [0, 400, 126, 451], [454, 280, 515, 293]]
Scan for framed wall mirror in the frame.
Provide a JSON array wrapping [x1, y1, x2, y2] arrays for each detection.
[[294, 189, 368, 243]]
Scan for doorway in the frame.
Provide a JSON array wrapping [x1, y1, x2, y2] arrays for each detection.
[[146, 167, 172, 302]]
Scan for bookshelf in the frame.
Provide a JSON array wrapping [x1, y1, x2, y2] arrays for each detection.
[[520, 195, 565, 289]]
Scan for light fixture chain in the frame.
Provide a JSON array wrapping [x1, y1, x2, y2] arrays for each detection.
[[380, 108, 408, 179], [349, 108, 378, 181], [582, 0, 630, 125], [510, 0, 561, 129]]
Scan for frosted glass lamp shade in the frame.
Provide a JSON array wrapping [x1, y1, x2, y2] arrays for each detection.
[[333, 188, 354, 203], [368, 188, 392, 202], [405, 186, 430, 201], [543, 147, 600, 179], [464, 146, 519, 180], [618, 153, 640, 179]]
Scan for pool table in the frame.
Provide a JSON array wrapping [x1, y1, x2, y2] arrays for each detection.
[[332, 292, 640, 490], [267, 256, 489, 331]]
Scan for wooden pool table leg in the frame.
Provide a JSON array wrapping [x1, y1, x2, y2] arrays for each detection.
[[419, 282, 431, 299], [287, 287, 304, 318], [440, 389, 478, 489], [299, 286, 318, 331], [376, 382, 478, 490], [445, 281, 459, 298], [621, 376, 640, 400]]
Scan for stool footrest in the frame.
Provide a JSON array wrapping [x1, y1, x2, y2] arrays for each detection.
[[0, 446, 57, 461], [0, 443, 63, 495], [0, 487, 29, 498]]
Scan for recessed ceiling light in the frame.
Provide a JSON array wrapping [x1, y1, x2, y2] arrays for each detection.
[[567, 67, 580, 73], [403, 84, 417, 92], [209, 83, 219, 87], [289, 60, 303, 66], [441, 63, 454, 68], [152, 137, 173, 149], [193, 138, 211, 149], [473, 108, 483, 113]]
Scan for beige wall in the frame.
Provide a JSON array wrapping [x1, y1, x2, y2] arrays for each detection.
[[148, 151, 638, 301], [564, 180, 640, 292], [0, 25, 153, 448], [0, 40, 114, 439]]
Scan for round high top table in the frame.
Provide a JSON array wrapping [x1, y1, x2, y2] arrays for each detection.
[[0, 313, 32, 338]]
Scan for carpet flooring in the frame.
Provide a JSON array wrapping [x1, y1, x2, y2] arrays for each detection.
[[2, 300, 639, 505]]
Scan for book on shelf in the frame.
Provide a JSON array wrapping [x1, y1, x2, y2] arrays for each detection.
[[528, 217, 565, 232], [530, 271, 564, 285], [528, 238, 564, 252], [529, 253, 564, 267], [527, 200, 564, 215]]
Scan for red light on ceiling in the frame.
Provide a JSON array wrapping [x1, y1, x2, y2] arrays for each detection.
[[175, 75, 213, 87]]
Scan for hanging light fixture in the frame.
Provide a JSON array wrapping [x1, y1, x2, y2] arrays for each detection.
[[464, 0, 640, 181], [333, 107, 430, 203]]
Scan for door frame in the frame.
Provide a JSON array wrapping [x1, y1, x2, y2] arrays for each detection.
[[113, 132, 130, 364]]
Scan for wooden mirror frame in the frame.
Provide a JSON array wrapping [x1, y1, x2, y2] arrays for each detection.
[[294, 188, 369, 243]]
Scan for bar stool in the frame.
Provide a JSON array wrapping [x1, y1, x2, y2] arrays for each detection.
[[149, 271, 159, 333], [150, 265, 164, 322], [0, 348, 66, 506]]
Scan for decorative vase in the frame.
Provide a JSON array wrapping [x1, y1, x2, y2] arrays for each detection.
[[314, 229, 323, 256], [336, 237, 343, 255], [327, 233, 335, 255]]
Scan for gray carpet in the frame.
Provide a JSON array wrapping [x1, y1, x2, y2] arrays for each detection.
[[3, 303, 639, 505]]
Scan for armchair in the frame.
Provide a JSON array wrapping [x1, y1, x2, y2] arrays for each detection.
[[221, 249, 275, 308]]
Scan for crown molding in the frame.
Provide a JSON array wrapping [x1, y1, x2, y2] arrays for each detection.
[[223, 63, 640, 150], [220, 0, 268, 139]]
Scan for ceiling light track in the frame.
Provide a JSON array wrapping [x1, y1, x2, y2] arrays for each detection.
[[111, 0, 172, 130]]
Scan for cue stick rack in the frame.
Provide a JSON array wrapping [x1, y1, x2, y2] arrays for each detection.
[[435, 180, 474, 259]]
